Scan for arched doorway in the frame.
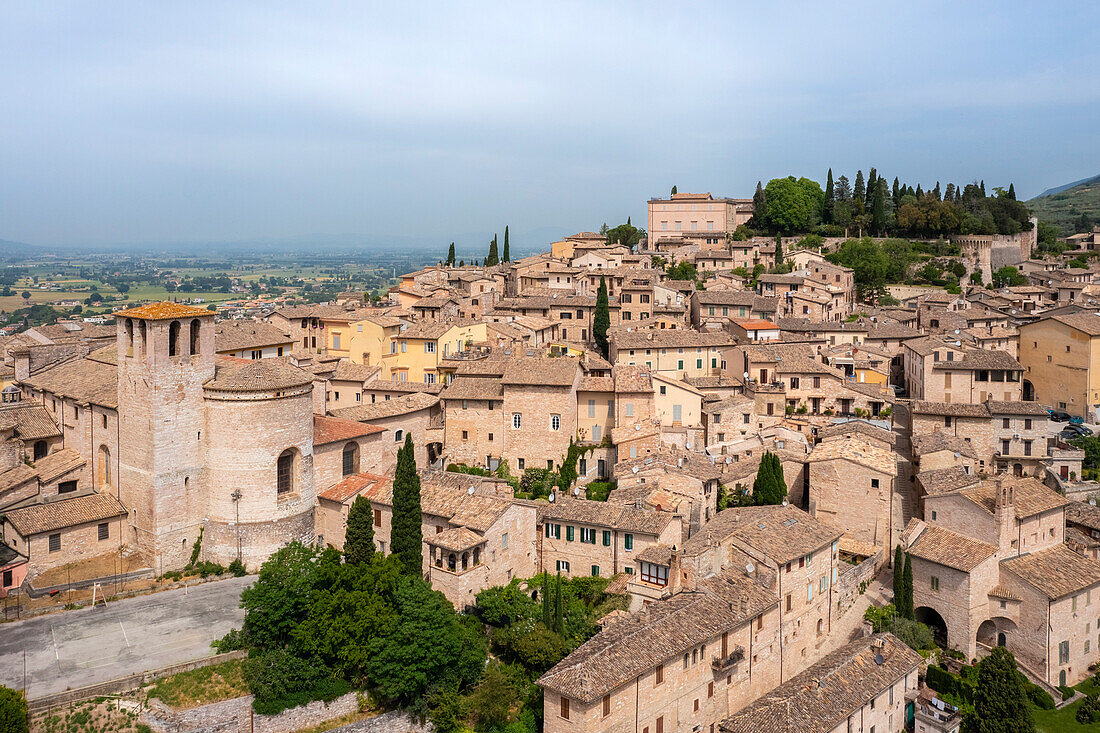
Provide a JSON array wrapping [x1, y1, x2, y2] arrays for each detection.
[[1023, 380, 1035, 402], [977, 617, 1018, 651], [1013, 463, 1024, 477], [916, 606, 948, 647]]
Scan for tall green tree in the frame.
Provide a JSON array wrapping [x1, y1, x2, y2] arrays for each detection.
[[391, 434, 423, 577], [344, 495, 375, 565], [866, 168, 877, 209], [966, 647, 1034, 733], [446, 242, 456, 266], [751, 181, 767, 225], [892, 177, 901, 208], [752, 451, 787, 505], [853, 170, 866, 202], [541, 573, 551, 627], [486, 235, 499, 267], [502, 226, 510, 262], [824, 168, 835, 223], [872, 179, 887, 235], [593, 275, 610, 358], [893, 544, 905, 605], [762, 177, 825, 233], [1007, 183, 1016, 200], [553, 572, 563, 633], [0, 685, 27, 733], [901, 553, 914, 620], [671, 185, 677, 196], [774, 238, 784, 266]]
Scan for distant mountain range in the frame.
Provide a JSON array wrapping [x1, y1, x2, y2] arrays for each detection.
[[1028, 174, 1100, 234]]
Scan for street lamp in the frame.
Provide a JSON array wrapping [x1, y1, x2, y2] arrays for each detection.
[[231, 489, 242, 563]]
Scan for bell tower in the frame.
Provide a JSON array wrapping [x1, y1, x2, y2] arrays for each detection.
[[115, 303, 216, 571]]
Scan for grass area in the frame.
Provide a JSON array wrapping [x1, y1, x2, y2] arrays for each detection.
[[1028, 175, 1100, 235], [146, 659, 249, 709], [1034, 678, 1100, 732]]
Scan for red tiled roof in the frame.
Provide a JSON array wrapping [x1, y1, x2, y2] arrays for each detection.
[[318, 472, 389, 503], [113, 302, 213, 320], [313, 414, 384, 445]]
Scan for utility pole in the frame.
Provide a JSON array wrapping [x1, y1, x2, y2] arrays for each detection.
[[231, 489, 243, 562]]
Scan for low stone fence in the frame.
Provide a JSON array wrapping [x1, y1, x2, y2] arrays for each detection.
[[142, 692, 428, 733], [27, 650, 247, 715], [835, 548, 883, 617]]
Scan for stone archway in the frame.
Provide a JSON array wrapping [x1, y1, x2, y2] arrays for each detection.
[[977, 617, 1018, 650], [1023, 379, 1035, 402], [916, 606, 948, 647]]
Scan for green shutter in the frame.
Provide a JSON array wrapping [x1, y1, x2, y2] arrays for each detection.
[[591, 565, 600, 577], [602, 530, 611, 546], [625, 533, 634, 550], [544, 523, 551, 538], [554, 524, 561, 539], [566, 525, 574, 542]]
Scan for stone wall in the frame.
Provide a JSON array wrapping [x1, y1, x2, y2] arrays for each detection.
[[144, 691, 361, 733], [835, 548, 883, 617]]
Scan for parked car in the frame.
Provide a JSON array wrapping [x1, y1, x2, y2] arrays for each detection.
[[1049, 409, 1072, 422], [1070, 415, 1086, 425], [1061, 424, 1091, 439]]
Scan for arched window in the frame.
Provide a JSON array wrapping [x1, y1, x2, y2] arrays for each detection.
[[342, 442, 360, 477], [137, 321, 147, 357], [447, 553, 457, 571], [277, 449, 297, 495], [189, 319, 201, 355], [33, 440, 47, 461], [97, 445, 111, 488], [394, 429, 404, 442], [461, 552, 469, 570], [473, 547, 481, 565], [125, 319, 134, 357], [169, 321, 181, 357]]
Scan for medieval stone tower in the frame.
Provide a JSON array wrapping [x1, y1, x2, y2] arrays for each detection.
[[115, 303, 216, 572]]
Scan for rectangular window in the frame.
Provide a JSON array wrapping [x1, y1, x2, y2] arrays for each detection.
[[603, 695, 610, 717], [561, 696, 570, 720], [512, 413, 522, 429], [49, 533, 61, 552], [588, 399, 596, 418], [602, 530, 611, 546], [98, 522, 109, 541], [655, 665, 663, 685], [624, 533, 634, 550], [1060, 640, 1070, 664], [566, 525, 575, 542], [591, 565, 600, 576], [424, 341, 435, 353], [931, 576, 940, 591], [58, 480, 77, 494], [556, 559, 570, 572], [581, 527, 596, 543], [374, 509, 382, 527], [551, 414, 561, 431]]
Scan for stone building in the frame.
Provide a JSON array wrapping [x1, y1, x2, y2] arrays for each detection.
[[807, 433, 897, 549], [537, 497, 682, 579], [718, 633, 921, 733], [1018, 312, 1100, 420], [905, 475, 1100, 686], [538, 570, 780, 733], [902, 335, 1023, 404], [361, 470, 538, 609]]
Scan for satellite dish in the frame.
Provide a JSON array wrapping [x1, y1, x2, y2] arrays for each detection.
[[548, 493, 555, 502], [1091, 498, 1097, 506], [468, 486, 476, 495], [745, 563, 755, 575], [573, 487, 579, 496], [874, 654, 885, 666], [781, 499, 788, 506], [954, 329, 959, 335], [632, 465, 639, 474]]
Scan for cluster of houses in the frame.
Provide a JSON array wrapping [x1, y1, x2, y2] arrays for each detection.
[[6, 203, 1100, 730]]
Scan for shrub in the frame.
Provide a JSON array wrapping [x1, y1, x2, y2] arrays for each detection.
[[0, 684, 28, 733], [886, 616, 935, 651], [925, 665, 958, 698], [585, 481, 615, 502], [863, 603, 895, 633], [1025, 681, 1055, 710], [1077, 694, 1100, 723], [228, 559, 247, 577], [1059, 684, 1075, 701]]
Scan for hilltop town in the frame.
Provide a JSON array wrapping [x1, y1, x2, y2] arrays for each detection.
[[5, 186, 1100, 732]]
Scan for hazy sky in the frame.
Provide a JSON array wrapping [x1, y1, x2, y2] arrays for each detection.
[[2, 1, 1098, 248]]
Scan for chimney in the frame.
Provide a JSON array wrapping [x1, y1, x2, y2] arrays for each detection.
[[13, 349, 29, 383], [993, 476, 1016, 551]]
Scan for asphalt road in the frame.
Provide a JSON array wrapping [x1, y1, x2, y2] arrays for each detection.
[[0, 575, 250, 699]]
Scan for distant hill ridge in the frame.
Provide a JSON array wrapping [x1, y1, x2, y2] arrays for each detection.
[[1027, 174, 1100, 234]]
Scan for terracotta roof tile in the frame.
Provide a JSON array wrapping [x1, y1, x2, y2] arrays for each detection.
[[318, 472, 388, 503], [206, 357, 313, 392], [113, 302, 213, 320], [4, 491, 127, 536], [313, 414, 384, 445], [907, 523, 997, 572], [1003, 544, 1100, 599], [331, 392, 439, 422], [681, 504, 842, 565]]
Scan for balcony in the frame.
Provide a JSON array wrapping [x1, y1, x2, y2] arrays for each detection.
[[711, 646, 745, 672]]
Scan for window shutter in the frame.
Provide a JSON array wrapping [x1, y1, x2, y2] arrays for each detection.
[[602, 530, 611, 546]]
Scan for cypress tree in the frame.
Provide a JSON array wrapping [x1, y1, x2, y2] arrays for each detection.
[[916, 184, 923, 199], [446, 242, 456, 266], [892, 177, 901, 208], [853, 170, 866, 203], [593, 275, 610, 358], [502, 226, 510, 262], [541, 573, 551, 627], [872, 180, 887, 235], [773, 452, 788, 500], [752, 451, 787, 505], [892, 545, 905, 607], [980, 180, 986, 197], [970, 647, 1034, 733], [1007, 183, 1016, 200], [774, 238, 784, 266], [752, 181, 767, 223], [824, 168, 834, 224], [866, 168, 877, 208], [933, 182, 942, 201], [671, 185, 677, 196], [901, 553, 914, 620], [391, 433, 423, 576], [486, 235, 499, 267], [344, 495, 375, 564], [944, 183, 956, 203], [554, 572, 563, 632], [459, 260, 464, 267]]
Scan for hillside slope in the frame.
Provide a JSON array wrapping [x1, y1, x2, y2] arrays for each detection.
[[1028, 174, 1100, 234]]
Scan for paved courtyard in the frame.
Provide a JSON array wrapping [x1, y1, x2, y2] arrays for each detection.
[[0, 575, 250, 699]]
